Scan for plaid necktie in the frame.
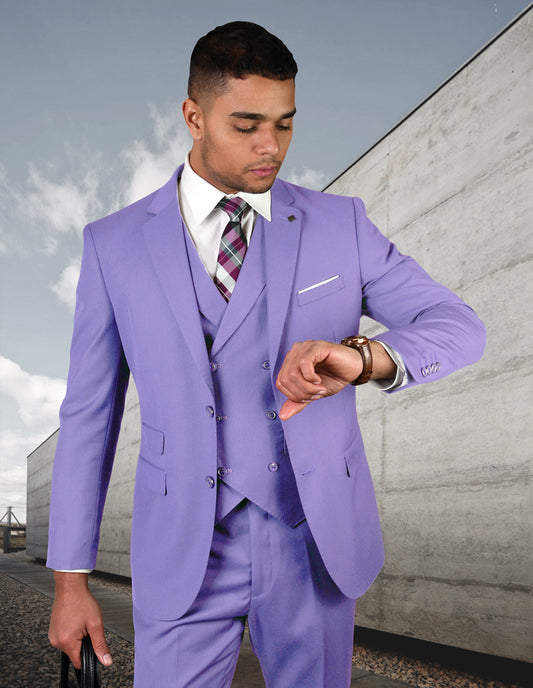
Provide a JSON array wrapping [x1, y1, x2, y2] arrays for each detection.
[[214, 196, 248, 301]]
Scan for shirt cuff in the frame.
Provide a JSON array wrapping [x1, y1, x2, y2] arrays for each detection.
[[370, 340, 408, 391], [54, 569, 93, 574]]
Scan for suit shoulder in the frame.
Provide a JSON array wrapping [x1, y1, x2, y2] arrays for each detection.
[[87, 189, 158, 239], [276, 178, 361, 210]]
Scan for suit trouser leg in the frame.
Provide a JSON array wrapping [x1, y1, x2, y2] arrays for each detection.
[[133, 501, 356, 688]]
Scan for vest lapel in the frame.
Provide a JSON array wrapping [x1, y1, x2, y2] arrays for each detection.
[[211, 218, 266, 357], [183, 226, 226, 329]]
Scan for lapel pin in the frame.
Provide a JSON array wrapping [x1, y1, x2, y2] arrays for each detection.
[[287, 215, 296, 222]]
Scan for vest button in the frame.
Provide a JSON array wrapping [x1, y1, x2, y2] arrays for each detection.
[[206, 406, 215, 417], [268, 462, 279, 472], [205, 476, 215, 488], [210, 362, 218, 372], [266, 410, 278, 420], [262, 360, 271, 370]]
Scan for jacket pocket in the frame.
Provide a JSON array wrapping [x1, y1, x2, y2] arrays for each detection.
[[136, 455, 167, 495], [140, 421, 165, 456], [297, 275, 345, 305], [343, 432, 364, 478]]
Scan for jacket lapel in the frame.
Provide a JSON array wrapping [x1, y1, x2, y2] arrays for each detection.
[[264, 180, 302, 377], [142, 168, 213, 396]]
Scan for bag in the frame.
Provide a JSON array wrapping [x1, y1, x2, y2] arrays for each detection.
[[60, 636, 101, 688]]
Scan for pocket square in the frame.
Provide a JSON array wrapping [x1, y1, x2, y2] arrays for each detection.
[[297, 275, 340, 294]]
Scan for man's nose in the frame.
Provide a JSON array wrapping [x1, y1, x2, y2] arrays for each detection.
[[254, 126, 280, 156]]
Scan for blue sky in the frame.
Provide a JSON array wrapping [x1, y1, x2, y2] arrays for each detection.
[[1, 0, 529, 521]]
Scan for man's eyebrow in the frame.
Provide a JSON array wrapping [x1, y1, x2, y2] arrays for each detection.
[[229, 108, 297, 121]]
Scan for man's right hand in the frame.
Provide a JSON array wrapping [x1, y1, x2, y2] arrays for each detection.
[[48, 571, 112, 670]]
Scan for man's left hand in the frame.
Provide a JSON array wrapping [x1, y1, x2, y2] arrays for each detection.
[[276, 340, 363, 420], [276, 339, 397, 420]]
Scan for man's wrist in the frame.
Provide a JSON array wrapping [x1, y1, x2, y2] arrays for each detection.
[[340, 335, 373, 385]]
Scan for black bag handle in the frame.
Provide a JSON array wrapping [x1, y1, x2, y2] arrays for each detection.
[[60, 636, 101, 688]]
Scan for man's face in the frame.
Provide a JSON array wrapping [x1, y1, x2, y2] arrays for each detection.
[[184, 75, 296, 194]]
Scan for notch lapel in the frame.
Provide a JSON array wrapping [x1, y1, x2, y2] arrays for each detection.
[[142, 169, 213, 396], [264, 181, 302, 378]]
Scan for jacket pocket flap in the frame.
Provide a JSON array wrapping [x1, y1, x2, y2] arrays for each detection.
[[141, 422, 165, 456]]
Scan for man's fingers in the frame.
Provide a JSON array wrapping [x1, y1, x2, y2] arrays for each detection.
[[279, 398, 309, 420], [89, 628, 113, 666], [53, 637, 83, 670], [276, 356, 326, 400]]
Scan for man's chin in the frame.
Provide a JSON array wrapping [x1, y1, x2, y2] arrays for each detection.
[[242, 175, 278, 194]]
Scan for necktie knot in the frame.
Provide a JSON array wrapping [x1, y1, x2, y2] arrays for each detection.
[[216, 196, 248, 223]]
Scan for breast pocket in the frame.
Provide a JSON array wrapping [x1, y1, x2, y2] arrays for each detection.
[[297, 274, 345, 306]]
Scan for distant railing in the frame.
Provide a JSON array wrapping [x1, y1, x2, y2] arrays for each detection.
[[1, 525, 27, 553]]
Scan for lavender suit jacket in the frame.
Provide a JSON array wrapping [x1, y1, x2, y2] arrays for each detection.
[[47, 167, 485, 619]]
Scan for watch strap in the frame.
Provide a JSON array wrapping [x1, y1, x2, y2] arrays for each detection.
[[340, 335, 373, 385]]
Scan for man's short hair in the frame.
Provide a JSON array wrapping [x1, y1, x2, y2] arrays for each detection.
[[188, 21, 298, 102]]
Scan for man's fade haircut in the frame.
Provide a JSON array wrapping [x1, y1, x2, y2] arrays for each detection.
[[188, 21, 297, 102]]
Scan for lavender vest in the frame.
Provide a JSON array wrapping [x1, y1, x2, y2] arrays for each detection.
[[183, 219, 305, 527]]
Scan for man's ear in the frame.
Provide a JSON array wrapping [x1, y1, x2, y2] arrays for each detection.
[[182, 98, 203, 140]]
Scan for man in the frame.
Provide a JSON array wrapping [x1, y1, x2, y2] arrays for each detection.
[[47, 21, 485, 688]]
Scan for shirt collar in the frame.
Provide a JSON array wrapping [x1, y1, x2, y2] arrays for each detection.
[[180, 153, 272, 223]]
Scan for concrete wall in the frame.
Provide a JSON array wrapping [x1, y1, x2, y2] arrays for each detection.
[[27, 7, 532, 662], [325, 8, 532, 662], [26, 430, 57, 561]]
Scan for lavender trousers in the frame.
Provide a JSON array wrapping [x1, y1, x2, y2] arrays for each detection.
[[133, 500, 356, 687]]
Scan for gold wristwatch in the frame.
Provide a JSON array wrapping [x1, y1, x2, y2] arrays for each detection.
[[340, 335, 373, 385]]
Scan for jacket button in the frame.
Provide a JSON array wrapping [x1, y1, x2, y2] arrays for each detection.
[[206, 476, 215, 488], [206, 406, 215, 417], [217, 467, 228, 478], [262, 360, 271, 370], [267, 410, 278, 420], [210, 362, 219, 372], [268, 462, 279, 472]]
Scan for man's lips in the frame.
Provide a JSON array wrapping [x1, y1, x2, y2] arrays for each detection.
[[249, 166, 278, 178]]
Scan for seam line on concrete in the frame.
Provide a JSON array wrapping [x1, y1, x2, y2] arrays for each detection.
[[379, 573, 532, 594]]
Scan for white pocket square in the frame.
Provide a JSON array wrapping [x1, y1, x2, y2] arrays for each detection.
[[297, 275, 340, 294]]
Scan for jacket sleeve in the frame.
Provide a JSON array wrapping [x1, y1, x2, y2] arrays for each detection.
[[47, 224, 130, 570], [352, 197, 486, 389]]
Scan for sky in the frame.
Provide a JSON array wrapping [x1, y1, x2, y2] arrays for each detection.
[[1, 0, 530, 523]]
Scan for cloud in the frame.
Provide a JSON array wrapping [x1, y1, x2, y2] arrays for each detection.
[[0, 356, 65, 523], [1, 356, 66, 430], [18, 165, 102, 253], [120, 106, 189, 206], [286, 167, 327, 191], [50, 258, 81, 311]]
